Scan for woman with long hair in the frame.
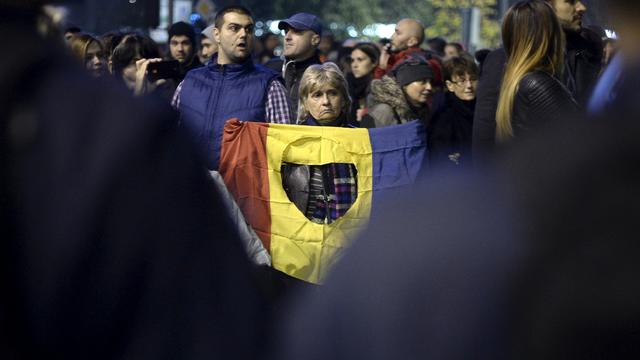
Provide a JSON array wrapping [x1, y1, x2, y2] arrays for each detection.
[[347, 42, 380, 123], [496, 0, 578, 142], [69, 33, 106, 78]]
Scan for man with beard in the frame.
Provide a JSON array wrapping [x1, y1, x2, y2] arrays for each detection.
[[374, 18, 429, 79], [472, 0, 602, 167], [167, 21, 203, 82], [172, 5, 292, 170]]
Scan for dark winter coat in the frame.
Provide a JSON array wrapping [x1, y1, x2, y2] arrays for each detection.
[[428, 93, 475, 168], [471, 48, 507, 167], [1, 10, 267, 359], [562, 28, 603, 106]]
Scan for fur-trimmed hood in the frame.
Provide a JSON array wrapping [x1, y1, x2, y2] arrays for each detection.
[[368, 75, 414, 122]]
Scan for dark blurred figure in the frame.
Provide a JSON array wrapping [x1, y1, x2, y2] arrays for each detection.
[[347, 42, 380, 123], [428, 57, 479, 168], [427, 36, 446, 57], [0, 3, 267, 359], [602, 38, 618, 67], [100, 30, 125, 74], [273, 70, 640, 360], [68, 33, 107, 78], [62, 23, 81, 44], [318, 31, 339, 63], [167, 21, 202, 82], [588, 1, 640, 117], [258, 32, 280, 64], [474, 48, 491, 71], [443, 42, 463, 61]]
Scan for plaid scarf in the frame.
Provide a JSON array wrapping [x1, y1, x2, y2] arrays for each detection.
[[305, 163, 358, 224]]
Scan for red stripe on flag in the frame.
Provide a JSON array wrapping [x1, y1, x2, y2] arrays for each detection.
[[219, 119, 272, 251]]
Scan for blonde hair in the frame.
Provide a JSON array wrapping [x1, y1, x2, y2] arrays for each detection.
[[297, 62, 351, 123], [69, 33, 104, 64], [495, 0, 564, 142]]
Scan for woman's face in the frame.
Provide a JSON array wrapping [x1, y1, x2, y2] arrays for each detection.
[[85, 41, 106, 78], [350, 48, 376, 78], [403, 78, 433, 107], [446, 72, 478, 101], [306, 84, 344, 125]]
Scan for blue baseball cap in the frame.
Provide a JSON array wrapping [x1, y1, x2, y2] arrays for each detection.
[[278, 13, 322, 36]]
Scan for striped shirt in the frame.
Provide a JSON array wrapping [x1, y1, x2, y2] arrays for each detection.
[[171, 79, 292, 124]]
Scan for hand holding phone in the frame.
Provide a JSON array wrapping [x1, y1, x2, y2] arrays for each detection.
[[133, 58, 172, 96], [379, 43, 392, 70], [146, 60, 180, 82]]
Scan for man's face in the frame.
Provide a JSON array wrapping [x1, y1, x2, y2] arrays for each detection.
[[169, 35, 193, 63], [552, 0, 587, 32], [283, 27, 319, 61], [214, 12, 254, 65], [391, 20, 413, 52], [200, 37, 217, 62]]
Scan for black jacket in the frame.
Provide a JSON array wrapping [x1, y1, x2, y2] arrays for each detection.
[[471, 48, 507, 167], [428, 93, 475, 168], [510, 71, 578, 139], [562, 29, 603, 106]]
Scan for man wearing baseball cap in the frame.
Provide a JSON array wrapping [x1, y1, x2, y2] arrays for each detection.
[[276, 12, 323, 118]]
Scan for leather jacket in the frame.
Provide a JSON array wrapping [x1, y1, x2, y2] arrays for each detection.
[[512, 71, 579, 138]]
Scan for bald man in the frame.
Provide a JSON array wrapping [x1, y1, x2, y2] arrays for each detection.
[[375, 18, 428, 79]]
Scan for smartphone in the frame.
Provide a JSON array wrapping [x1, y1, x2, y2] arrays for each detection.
[[147, 60, 180, 81]]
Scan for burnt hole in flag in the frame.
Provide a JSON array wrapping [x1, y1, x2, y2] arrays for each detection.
[[281, 162, 358, 224]]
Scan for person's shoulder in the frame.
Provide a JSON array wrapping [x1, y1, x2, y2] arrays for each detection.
[[520, 70, 560, 91]]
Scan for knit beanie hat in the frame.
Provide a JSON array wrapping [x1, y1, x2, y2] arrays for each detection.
[[201, 24, 215, 41], [392, 59, 434, 87], [168, 21, 196, 45]]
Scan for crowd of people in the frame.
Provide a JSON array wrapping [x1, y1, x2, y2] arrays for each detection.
[[2, 0, 640, 358]]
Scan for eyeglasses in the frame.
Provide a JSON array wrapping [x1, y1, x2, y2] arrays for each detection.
[[449, 77, 478, 86]]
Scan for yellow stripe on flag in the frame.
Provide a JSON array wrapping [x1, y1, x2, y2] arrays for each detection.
[[265, 124, 373, 284]]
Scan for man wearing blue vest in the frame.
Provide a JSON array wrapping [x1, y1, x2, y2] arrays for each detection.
[[173, 5, 292, 169]]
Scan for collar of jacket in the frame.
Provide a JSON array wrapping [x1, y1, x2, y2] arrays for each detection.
[[283, 52, 321, 74], [208, 54, 255, 73]]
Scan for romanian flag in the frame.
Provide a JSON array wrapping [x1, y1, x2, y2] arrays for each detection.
[[219, 119, 426, 284]]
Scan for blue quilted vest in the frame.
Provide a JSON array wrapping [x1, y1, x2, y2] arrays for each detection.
[[179, 56, 280, 169]]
